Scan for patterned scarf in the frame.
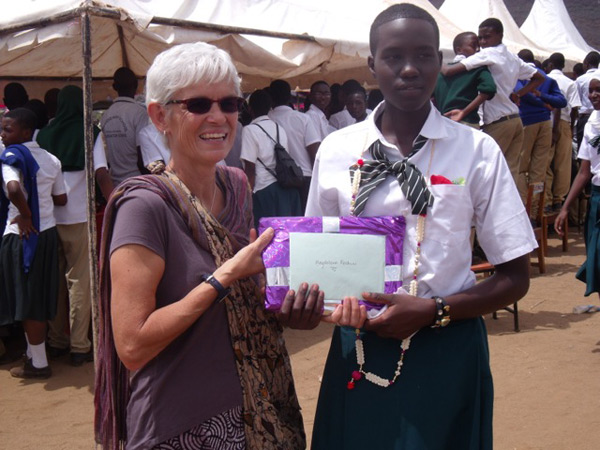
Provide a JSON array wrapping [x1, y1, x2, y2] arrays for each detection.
[[351, 136, 433, 216], [94, 168, 305, 449]]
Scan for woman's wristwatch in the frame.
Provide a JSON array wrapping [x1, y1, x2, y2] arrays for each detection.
[[200, 273, 231, 302]]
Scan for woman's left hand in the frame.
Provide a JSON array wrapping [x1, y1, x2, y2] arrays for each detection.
[[363, 291, 435, 340], [278, 282, 324, 329]]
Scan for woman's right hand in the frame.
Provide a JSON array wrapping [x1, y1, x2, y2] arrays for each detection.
[[216, 227, 274, 282]]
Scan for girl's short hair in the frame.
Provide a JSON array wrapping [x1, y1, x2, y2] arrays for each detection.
[[145, 42, 241, 105]]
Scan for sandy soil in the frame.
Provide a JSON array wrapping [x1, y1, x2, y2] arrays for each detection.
[[1, 233, 599, 449]]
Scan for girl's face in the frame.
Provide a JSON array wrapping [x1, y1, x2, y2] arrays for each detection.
[[0, 117, 31, 147], [589, 79, 600, 110]]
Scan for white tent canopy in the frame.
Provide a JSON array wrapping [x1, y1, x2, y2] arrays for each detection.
[[0, 0, 463, 89], [439, 0, 550, 59], [520, 0, 598, 63]]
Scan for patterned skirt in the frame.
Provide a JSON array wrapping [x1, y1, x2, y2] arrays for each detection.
[[153, 406, 245, 450], [576, 184, 600, 296]]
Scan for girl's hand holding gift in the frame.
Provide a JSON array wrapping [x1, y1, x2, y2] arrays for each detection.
[[362, 291, 436, 340], [278, 282, 324, 330], [321, 296, 367, 329]]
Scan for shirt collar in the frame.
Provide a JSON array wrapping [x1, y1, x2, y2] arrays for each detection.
[[251, 115, 270, 124], [309, 104, 326, 117], [362, 101, 449, 157], [549, 69, 563, 76]]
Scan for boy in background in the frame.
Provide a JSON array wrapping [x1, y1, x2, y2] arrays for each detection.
[[433, 31, 496, 128]]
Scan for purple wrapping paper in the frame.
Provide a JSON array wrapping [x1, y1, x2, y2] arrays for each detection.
[[258, 216, 406, 312]]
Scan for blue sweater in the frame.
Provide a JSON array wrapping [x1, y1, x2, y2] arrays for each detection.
[[0, 144, 40, 273], [515, 68, 567, 126]]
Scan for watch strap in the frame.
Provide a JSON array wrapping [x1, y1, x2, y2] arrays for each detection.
[[201, 273, 231, 301]]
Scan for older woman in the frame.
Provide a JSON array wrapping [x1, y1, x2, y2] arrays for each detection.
[[95, 43, 323, 450]]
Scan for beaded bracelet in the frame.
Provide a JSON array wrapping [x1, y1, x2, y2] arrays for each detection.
[[431, 296, 450, 328]]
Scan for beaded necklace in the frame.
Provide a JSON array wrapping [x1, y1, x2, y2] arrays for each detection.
[[347, 141, 434, 389]]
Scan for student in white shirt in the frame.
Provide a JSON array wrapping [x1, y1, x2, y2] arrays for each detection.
[[268, 79, 321, 210], [555, 75, 600, 299], [442, 17, 544, 182], [240, 89, 302, 227], [328, 79, 363, 130], [546, 52, 582, 210], [306, 5, 535, 448], [0, 108, 67, 380], [575, 51, 599, 147], [305, 81, 334, 141]]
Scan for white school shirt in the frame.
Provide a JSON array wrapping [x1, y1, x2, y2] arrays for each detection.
[[461, 43, 537, 125], [305, 104, 334, 141], [54, 170, 86, 224], [2, 141, 66, 235], [306, 101, 537, 299], [329, 108, 355, 130], [93, 132, 108, 172], [269, 105, 320, 177], [240, 116, 288, 192], [548, 69, 582, 122], [577, 112, 600, 186], [576, 68, 600, 114], [138, 122, 171, 166]]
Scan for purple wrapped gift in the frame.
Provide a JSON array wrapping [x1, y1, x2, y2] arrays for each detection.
[[258, 216, 406, 313]]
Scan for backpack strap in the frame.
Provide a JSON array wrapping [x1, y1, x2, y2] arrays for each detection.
[[252, 123, 279, 178], [253, 122, 280, 145]]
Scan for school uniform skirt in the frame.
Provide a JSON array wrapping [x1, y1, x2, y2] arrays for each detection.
[[0, 227, 59, 325], [252, 182, 302, 228], [311, 317, 493, 450], [576, 184, 600, 296]]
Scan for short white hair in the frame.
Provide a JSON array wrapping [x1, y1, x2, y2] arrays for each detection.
[[145, 42, 241, 105]]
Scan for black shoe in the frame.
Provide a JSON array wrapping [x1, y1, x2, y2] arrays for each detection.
[[47, 345, 69, 359], [10, 360, 52, 379], [70, 350, 93, 367]]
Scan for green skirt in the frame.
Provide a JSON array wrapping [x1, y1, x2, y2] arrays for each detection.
[[0, 228, 59, 325], [576, 185, 600, 296], [311, 318, 493, 450]]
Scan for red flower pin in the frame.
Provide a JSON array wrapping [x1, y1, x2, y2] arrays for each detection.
[[430, 174, 453, 185]]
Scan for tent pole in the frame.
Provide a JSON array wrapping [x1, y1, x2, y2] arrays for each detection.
[[80, 8, 100, 366], [117, 24, 130, 68]]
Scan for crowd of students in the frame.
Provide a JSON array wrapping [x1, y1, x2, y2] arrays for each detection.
[[1, 2, 599, 448]]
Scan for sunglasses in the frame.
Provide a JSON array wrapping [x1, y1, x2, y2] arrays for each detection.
[[166, 96, 244, 114]]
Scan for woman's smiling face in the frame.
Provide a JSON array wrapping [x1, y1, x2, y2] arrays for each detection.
[[163, 81, 240, 165]]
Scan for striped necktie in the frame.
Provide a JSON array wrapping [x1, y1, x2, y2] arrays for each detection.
[[351, 135, 433, 216], [590, 135, 600, 153]]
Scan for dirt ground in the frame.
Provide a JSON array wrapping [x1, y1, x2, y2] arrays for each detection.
[[1, 233, 599, 450]]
